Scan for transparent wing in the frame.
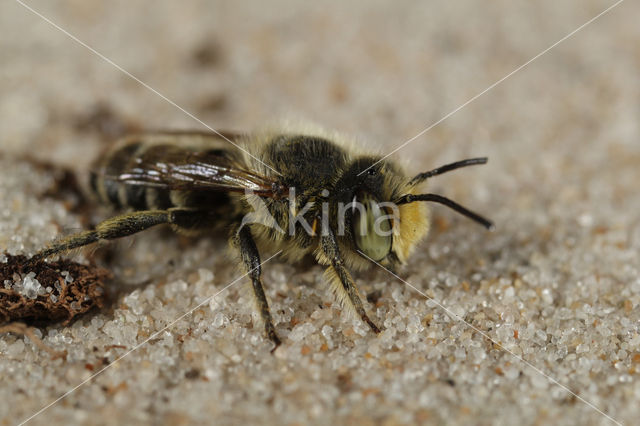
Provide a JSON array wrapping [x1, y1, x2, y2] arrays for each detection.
[[99, 132, 285, 198]]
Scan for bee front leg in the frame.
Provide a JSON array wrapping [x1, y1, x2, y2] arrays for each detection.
[[231, 226, 281, 350], [320, 228, 381, 334]]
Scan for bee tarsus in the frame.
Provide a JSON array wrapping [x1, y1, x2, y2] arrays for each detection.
[[233, 225, 281, 349], [321, 227, 382, 334]]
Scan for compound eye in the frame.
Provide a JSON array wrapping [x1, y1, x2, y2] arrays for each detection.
[[352, 192, 392, 261]]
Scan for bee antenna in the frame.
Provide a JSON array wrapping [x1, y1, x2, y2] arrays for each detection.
[[409, 157, 488, 186], [396, 193, 494, 230]]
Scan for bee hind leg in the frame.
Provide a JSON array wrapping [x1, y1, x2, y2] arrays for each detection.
[[321, 228, 381, 334], [30, 208, 209, 262], [231, 225, 281, 350]]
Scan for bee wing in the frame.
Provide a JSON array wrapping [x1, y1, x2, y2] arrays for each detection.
[[100, 133, 284, 198]]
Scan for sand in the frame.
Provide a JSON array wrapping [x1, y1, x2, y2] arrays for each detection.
[[1, 1, 639, 425]]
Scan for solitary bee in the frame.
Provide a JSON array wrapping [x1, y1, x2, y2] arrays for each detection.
[[30, 127, 492, 348]]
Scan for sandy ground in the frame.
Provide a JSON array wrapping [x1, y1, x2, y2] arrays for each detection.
[[1, 1, 639, 425]]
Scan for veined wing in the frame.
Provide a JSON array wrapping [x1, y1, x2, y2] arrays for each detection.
[[98, 132, 285, 198]]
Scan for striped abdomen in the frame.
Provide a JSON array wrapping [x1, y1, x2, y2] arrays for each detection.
[[89, 137, 233, 213]]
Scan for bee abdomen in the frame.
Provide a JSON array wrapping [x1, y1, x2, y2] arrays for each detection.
[[90, 141, 174, 211]]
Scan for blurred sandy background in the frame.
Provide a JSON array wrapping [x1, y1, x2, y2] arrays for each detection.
[[1, 1, 639, 425]]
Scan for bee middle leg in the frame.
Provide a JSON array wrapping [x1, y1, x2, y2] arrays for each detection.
[[231, 225, 281, 349], [321, 228, 381, 333]]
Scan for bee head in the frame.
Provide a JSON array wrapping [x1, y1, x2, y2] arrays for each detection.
[[332, 156, 493, 266], [331, 157, 410, 264]]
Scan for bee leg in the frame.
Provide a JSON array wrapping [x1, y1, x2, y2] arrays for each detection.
[[30, 209, 183, 262], [320, 228, 381, 333], [232, 226, 281, 350]]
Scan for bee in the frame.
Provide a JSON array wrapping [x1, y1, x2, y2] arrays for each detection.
[[29, 127, 492, 348]]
